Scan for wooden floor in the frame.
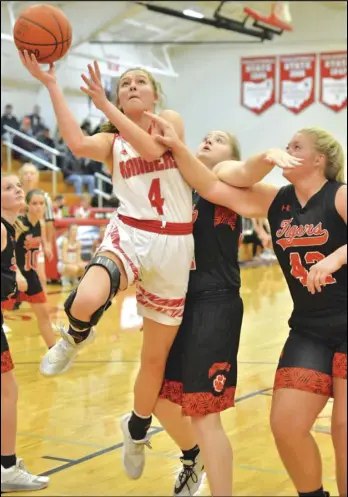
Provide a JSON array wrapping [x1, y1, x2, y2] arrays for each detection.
[[3, 264, 336, 496]]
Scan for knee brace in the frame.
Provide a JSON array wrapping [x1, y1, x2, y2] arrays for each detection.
[[64, 256, 121, 330]]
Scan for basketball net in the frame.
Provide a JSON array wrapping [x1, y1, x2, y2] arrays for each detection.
[[272, 1, 292, 24]]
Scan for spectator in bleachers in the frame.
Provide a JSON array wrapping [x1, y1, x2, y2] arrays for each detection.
[[37, 127, 55, 149], [1, 104, 19, 138], [57, 224, 86, 287], [12, 117, 37, 163], [25, 105, 45, 136], [60, 149, 96, 195], [53, 194, 70, 219], [32, 127, 57, 170], [72, 193, 92, 218], [60, 130, 96, 195]]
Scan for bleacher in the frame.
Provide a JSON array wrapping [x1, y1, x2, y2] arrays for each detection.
[[1, 142, 92, 207]]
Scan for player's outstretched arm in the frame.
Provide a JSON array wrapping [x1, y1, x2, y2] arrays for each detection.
[[19, 51, 113, 165], [214, 149, 302, 188], [146, 112, 279, 218]]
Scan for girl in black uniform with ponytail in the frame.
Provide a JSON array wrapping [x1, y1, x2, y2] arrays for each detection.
[[148, 118, 346, 497], [1, 174, 49, 493]]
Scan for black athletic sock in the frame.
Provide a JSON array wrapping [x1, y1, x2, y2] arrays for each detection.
[[182, 445, 200, 462], [68, 325, 91, 344], [1, 454, 16, 469], [298, 487, 326, 497], [128, 411, 152, 441]]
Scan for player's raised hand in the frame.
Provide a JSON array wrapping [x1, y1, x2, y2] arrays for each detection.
[[18, 50, 56, 86], [264, 149, 303, 169], [306, 252, 341, 294], [80, 61, 108, 111], [144, 111, 180, 149]]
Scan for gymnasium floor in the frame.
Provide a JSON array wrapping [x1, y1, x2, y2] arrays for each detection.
[[3, 264, 336, 496]]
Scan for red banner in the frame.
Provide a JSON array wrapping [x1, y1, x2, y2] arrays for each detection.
[[279, 53, 316, 113], [319, 51, 347, 112], [241, 56, 276, 114]]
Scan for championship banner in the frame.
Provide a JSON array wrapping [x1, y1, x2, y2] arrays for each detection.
[[241, 56, 276, 114], [319, 51, 347, 112], [279, 53, 316, 113]]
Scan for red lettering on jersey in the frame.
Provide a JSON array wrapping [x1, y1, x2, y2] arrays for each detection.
[[144, 160, 154, 174], [120, 161, 127, 179], [119, 151, 178, 180], [282, 204, 291, 211], [130, 158, 140, 177], [214, 206, 237, 230], [276, 218, 328, 250]]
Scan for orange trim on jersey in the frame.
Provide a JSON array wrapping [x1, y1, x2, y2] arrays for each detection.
[[1, 349, 14, 374], [333, 352, 347, 380], [1, 299, 16, 311], [17, 291, 47, 304], [159, 380, 183, 406], [182, 387, 236, 416], [119, 214, 193, 236], [274, 367, 332, 397], [277, 233, 328, 250]]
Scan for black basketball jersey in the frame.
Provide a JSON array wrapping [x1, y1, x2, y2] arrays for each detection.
[[1, 217, 17, 302], [268, 181, 347, 329], [187, 192, 242, 295], [15, 216, 42, 274]]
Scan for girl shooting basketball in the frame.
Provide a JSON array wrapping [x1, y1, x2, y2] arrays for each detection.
[[20, 51, 193, 479]]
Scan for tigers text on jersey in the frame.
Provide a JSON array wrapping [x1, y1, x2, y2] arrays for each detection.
[[268, 181, 347, 329], [112, 134, 192, 222]]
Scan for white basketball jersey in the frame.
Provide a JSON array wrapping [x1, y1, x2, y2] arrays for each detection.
[[66, 243, 78, 263], [112, 134, 192, 223]]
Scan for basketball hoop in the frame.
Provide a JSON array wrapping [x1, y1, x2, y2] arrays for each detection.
[[273, 1, 292, 24], [243, 0, 293, 32]]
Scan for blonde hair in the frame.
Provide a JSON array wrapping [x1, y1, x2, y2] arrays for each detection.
[[101, 67, 165, 134], [300, 128, 346, 182], [18, 162, 40, 182], [1, 173, 28, 234], [225, 132, 241, 161]]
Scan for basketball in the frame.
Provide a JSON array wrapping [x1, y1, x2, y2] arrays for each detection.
[[13, 4, 72, 64]]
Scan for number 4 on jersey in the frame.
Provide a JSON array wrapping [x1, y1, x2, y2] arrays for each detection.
[[290, 251, 336, 287], [148, 178, 164, 216]]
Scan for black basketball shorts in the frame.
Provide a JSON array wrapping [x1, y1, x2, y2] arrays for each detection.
[[159, 289, 243, 416], [274, 325, 347, 397]]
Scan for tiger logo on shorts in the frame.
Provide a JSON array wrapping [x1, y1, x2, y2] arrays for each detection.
[[209, 362, 231, 396], [213, 374, 226, 393]]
